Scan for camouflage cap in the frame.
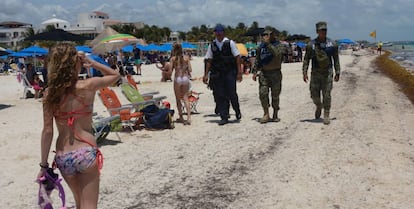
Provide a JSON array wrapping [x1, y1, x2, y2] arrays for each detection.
[[316, 21, 327, 30], [262, 29, 277, 35]]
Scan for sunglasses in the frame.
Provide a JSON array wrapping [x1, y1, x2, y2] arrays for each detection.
[[319, 29, 327, 32], [263, 33, 272, 36]]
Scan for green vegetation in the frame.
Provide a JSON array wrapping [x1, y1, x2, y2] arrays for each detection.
[[110, 21, 309, 44], [17, 21, 309, 50], [375, 51, 414, 105]]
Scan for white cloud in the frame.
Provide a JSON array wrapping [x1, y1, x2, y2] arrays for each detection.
[[0, 0, 413, 41]]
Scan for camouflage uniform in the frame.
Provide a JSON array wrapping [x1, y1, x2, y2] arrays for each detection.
[[252, 29, 285, 123], [302, 21, 340, 124]]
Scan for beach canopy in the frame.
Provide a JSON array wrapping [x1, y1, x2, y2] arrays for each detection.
[[19, 46, 48, 55], [337, 38, 356, 44], [8, 52, 32, 57], [25, 29, 89, 42], [75, 45, 93, 53], [0, 47, 11, 56], [294, 41, 307, 48], [182, 42, 196, 49]]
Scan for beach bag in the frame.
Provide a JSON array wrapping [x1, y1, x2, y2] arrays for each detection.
[[141, 104, 175, 130]]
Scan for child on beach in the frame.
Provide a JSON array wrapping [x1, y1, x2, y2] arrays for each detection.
[[32, 74, 44, 99]]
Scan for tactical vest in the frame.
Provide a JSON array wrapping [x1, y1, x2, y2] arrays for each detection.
[[261, 42, 283, 70], [311, 38, 335, 70], [211, 40, 236, 71]]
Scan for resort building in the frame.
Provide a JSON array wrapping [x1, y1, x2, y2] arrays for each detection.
[[0, 21, 33, 47], [41, 15, 70, 30]]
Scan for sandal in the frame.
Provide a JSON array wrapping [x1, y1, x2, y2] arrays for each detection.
[[175, 118, 184, 123]]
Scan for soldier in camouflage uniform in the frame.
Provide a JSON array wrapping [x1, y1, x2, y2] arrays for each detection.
[[252, 29, 285, 123], [302, 21, 340, 125]]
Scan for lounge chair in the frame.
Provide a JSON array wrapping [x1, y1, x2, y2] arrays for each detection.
[[21, 73, 34, 99], [98, 87, 156, 131], [92, 114, 120, 144], [120, 83, 166, 107]]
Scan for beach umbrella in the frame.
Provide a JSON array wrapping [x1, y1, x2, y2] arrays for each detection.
[[92, 34, 145, 54], [19, 46, 48, 55], [121, 44, 146, 52], [8, 52, 32, 57], [0, 47, 11, 56], [75, 45, 93, 53], [337, 39, 356, 44], [295, 41, 307, 48], [182, 42, 196, 49], [25, 29, 89, 42], [236, 43, 248, 56]]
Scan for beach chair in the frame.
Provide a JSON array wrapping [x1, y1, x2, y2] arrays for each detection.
[[21, 73, 34, 99], [92, 114, 120, 144], [98, 87, 156, 131], [120, 83, 166, 107], [182, 91, 203, 114]]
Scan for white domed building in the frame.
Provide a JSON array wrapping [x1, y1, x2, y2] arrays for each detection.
[[41, 15, 70, 29]]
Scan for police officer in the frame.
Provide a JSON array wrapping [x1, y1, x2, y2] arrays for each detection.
[[203, 24, 242, 125], [252, 29, 284, 123], [302, 21, 340, 125]]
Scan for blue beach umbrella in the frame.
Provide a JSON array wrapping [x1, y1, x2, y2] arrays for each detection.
[[20, 46, 48, 55], [182, 42, 196, 49], [337, 39, 356, 44], [75, 46, 93, 53], [8, 52, 32, 57]]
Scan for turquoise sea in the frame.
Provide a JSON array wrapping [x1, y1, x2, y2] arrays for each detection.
[[385, 41, 414, 71]]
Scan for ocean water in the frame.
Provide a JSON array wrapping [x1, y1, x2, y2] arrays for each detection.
[[385, 41, 414, 72]]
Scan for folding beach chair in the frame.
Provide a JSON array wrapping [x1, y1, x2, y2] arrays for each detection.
[[98, 87, 156, 131], [92, 114, 120, 144], [182, 91, 203, 114], [120, 83, 166, 107], [21, 73, 34, 99]]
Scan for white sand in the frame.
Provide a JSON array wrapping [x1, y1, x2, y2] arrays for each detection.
[[1, 50, 414, 209]]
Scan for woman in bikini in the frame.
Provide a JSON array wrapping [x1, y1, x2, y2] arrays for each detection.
[[170, 43, 192, 125], [38, 42, 120, 209]]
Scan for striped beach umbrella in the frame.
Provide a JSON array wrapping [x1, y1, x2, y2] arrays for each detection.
[[93, 34, 146, 54]]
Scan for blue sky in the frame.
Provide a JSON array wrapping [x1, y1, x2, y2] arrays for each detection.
[[0, 0, 413, 42]]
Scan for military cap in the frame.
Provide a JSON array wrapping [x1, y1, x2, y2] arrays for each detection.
[[316, 21, 327, 30], [262, 29, 278, 36]]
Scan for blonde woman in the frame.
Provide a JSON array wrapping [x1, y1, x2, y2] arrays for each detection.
[[38, 42, 120, 208], [170, 43, 192, 125]]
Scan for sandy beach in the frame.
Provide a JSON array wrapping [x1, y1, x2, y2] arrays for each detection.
[[1, 50, 414, 209]]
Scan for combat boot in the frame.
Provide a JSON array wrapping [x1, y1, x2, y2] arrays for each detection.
[[323, 110, 330, 125], [272, 109, 280, 122], [260, 108, 270, 124], [315, 105, 322, 119]]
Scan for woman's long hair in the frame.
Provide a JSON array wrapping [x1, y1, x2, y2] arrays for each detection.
[[172, 43, 184, 67], [43, 42, 79, 110]]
